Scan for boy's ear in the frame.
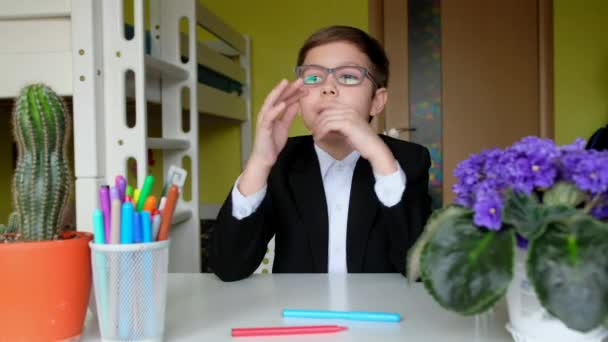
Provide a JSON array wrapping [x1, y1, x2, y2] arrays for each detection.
[[370, 87, 388, 117]]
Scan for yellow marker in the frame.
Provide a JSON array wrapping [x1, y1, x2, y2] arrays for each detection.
[[133, 188, 141, 204]]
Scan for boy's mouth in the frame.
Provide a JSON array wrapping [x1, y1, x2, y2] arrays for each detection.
[[317, 105, 340, 115]]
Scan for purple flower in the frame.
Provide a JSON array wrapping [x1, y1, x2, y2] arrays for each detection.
[[591, 203, 608, 220], [501, 137, 560, 193], [560, 138, 586, 154], [561, 150, 608, 195], [450, 136, 608, 231], [453, 149, 500, 207], [473, 192, 503, 230]]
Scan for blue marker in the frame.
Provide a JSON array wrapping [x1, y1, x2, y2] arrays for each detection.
[[133, 212, 142, 243], [120, 202, 134, 244], [141, 212, 152, 243], [119, 202, 134, 338], [93, 209, 105, 244], [283, 309, 401, 322], [92, 209, 109, 333], [140, 211, 155, 337]]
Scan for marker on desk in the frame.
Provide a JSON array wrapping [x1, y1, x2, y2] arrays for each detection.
[[231, 325, 347, 337], [283, 309, 401, 322], [157, 185, 178, 241], [137, 175, 154, 211], [99, 186, 111, 244]]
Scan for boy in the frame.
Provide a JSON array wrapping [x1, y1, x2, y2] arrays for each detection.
[[210, 26, 431, 281]]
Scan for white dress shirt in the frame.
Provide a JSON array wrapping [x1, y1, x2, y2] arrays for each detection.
[[231, 144, 407, 273]]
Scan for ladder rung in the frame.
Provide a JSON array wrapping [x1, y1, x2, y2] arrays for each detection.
[[144, 55, 189, 80], [171, 209, 192, 226], [147, 138, 190, 150]]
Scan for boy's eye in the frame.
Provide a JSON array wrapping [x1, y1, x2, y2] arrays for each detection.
[[304, 75, 323, 84], [337, 73, 361, 85]]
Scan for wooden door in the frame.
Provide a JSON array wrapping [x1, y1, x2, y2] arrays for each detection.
[[370, 0, 554, 206]]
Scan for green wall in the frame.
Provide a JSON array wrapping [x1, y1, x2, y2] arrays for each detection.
[[554, 0, 608, 144]]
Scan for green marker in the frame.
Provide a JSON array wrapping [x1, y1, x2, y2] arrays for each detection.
[[126, 185, 134, 198], [137, 175, 155, 211]]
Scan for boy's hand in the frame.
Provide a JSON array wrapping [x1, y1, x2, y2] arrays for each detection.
[[314, 107, 398, 175], [239, 79, 307, 196]]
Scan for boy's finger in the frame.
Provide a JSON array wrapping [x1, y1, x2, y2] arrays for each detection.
[[276, 78, 304, 104], [261, 79, 289, 114], [262, 101, 287, 124], [283, 88, 308, 107], [279, 102, 300, 127]]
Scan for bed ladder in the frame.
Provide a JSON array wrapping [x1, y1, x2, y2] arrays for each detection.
[[73, 0, 200, 272]]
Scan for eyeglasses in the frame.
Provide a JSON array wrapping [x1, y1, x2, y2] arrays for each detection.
[[295, 64, 378, 87]]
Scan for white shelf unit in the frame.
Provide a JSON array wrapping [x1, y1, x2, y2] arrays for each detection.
[[0, 0, 253, 273]]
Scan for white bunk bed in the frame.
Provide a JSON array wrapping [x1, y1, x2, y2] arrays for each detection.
[[0, 0, 252, 273]]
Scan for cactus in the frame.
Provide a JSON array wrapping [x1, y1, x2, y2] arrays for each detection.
[[7, 212, 19, 233], [11, 84, 72, 241]]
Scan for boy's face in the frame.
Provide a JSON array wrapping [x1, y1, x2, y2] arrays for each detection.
[[298, 41, 387, 141]]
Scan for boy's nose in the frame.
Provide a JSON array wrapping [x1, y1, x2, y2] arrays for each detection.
[[321, 74, 339, 96], [322, 88, 337, 96]]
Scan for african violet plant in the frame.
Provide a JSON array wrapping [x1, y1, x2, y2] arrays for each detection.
[[408, 136, 608, 332]]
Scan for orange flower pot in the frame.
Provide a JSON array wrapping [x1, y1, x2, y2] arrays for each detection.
[[0, 232, 93, 341]]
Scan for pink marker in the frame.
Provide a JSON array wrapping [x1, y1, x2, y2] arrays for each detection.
[[99, 186, 111, 244]]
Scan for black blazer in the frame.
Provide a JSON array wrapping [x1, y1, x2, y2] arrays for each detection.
[[209, 135, 432, 281]]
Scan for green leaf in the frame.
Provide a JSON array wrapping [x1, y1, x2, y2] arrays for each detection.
[[502, 190, 576, 240], [420, 211, 514, 315], [407, 205, 470, 283], [543, 181, 587, 208], [527, 214, 608, 332]]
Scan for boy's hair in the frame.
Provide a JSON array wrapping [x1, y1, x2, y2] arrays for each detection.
[[297, 25, 389, 88]]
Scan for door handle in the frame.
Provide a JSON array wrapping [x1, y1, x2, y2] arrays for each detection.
[[385, 127, 417, 138]]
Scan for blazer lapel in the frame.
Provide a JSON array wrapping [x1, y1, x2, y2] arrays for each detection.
[[346, 158, 378, 272], [287, 139, 329, 272]]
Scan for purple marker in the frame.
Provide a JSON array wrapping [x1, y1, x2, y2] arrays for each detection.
[[115, 175, 127, 203], [99, 185, 111, 244]]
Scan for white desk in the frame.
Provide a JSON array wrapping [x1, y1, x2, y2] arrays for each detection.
[[82, 274, 513, 341]]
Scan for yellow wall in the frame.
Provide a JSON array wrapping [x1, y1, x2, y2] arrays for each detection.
[[0, 111, 14, 222], [554, 0, 608, 144], [1, 1, 607, 221], [0, 1, 369, 220], [198, 0, 368, 203]]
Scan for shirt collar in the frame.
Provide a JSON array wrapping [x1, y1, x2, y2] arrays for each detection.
[[314, 144, 360, 179]]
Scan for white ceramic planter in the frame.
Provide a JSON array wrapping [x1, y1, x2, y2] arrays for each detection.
[[506, 247, 607, 342]]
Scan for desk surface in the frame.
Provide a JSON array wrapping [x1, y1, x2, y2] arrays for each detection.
[[82, 273, 513, 341]]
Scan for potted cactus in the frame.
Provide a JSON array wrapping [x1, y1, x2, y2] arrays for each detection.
[[0, 84, 93, 341]]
